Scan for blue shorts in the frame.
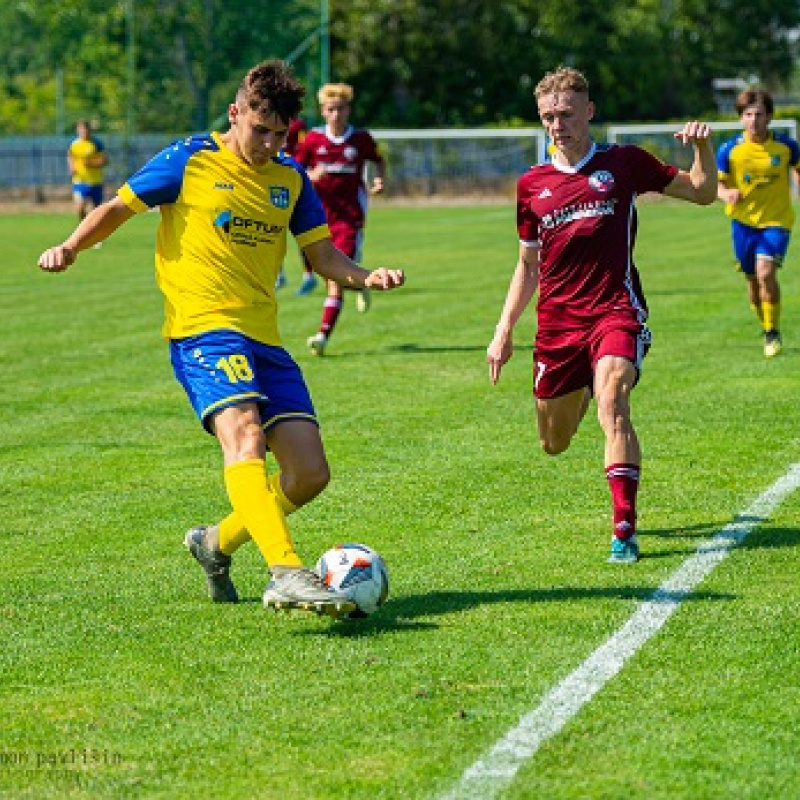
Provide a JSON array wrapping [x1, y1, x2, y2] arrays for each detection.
[[731, 220, 790, 276], [169, 330, 317, 435], [72, 183, 103, 206]]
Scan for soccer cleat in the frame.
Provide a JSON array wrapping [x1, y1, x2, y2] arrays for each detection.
[[275, 270, 287, 290], [307, 332, 328, 356], [356, 288, 371, 313], [607, 535, 640, 564], [295, 273, 318, 295], [263, 567, 356, 618], [184, 525, 239, 603], [764, 330, 782, 358]]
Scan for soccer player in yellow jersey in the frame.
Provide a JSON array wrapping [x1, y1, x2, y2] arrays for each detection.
[[67, 119, 107, 222], [717, 88, 800, 357], [37, 60, 405, 618]]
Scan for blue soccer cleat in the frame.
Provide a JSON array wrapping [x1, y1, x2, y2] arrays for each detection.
[[296, 273, 318, 295], [607, 534, 640, 564]]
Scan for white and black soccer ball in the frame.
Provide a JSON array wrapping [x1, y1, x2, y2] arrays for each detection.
[[315, 543, 390, 618]]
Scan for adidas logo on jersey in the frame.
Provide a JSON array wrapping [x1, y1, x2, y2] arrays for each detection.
[[538, 188, 552, 199]]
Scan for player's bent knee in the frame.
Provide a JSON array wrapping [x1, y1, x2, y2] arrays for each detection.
[[286, 460, 330, 505], [540, 435, 571, 456]]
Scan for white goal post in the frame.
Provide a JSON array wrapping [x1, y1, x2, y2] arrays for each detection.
[[369, 127, 548, 197], [607, 119, 798, 144], [607, 119, 799, 197]]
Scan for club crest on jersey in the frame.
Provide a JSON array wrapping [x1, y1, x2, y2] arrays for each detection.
[[588, 170, 615, 193], [213, 210, 232, 234], [270, 186, 290, 209]]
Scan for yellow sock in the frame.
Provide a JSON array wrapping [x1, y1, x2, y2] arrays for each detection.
[[761, 301, 780, 332], [269, 472, 298, 514], [218, 512, 250, 555], [216, 472, 298, 555], [750, 302, 763, 324], [224, 459, 302, 568]]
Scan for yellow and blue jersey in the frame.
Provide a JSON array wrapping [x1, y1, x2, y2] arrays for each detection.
[[717, 130, 800, 230], [69, 136, 105, 186], [118, 132, 330, 345]]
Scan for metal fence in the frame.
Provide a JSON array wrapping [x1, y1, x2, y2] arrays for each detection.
[[0, 134, 179, 201], [0, 129, 548, 202]]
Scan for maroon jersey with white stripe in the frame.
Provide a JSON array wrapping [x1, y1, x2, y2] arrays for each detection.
[[294, 125, 385, 231], [517, 143, 677, 329]]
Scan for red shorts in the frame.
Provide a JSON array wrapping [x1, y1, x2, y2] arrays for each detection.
[[533, 313, 651, 399], [329, 222, 363, 261]]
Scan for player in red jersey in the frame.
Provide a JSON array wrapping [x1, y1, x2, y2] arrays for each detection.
[[294, 83, 386, 355], [275, 117, 319, 294], [486, 66, 717, 564]]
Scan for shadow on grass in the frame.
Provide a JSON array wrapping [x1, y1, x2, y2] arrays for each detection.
[[272, 522, 798, 638], [299, 342, 534, 359], [298, 584, 734, 638], [390, 342, 533, 355], [640, 521, 800, 557], [639, 520, 729, 539], [733, 524, 800, 550]]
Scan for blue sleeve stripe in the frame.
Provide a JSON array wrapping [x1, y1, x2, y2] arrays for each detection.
[[125, 134, 218, 208], [716, 136, 739, 172]]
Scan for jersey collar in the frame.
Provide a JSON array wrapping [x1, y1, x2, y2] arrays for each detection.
[[551, 141, 597, 174], [324, 124, 353, 144]]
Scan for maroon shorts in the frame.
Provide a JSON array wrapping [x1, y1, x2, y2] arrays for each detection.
[[329, 222, 363, 261], [533, 313, 651, 399]]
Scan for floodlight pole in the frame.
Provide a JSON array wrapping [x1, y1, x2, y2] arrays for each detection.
[[56, 67, 64, 134], [126, 0, 136, 139], [320, 0, 330, 85]]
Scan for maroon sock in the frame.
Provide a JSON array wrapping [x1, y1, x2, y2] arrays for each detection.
[[320, 296, 343, 335], [605, 463, 639, 540]]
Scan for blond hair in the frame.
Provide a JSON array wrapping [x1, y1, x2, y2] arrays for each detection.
[[535, 67, 589, 100], [318, 82, 353, 106]]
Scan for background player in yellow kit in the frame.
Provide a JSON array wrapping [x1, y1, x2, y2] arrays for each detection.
[[67, 119, 107, 222], [38, 60, 405, 617], [717, 88, 800, 357]]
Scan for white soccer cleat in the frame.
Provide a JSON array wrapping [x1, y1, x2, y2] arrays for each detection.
[[307, 332, 327, 356], [356, 288, 371, 313], [263, 567, 356, 618], [764, 331, 782, 358]]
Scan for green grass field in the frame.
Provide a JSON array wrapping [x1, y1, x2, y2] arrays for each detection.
[[2, 201, 799, 799]]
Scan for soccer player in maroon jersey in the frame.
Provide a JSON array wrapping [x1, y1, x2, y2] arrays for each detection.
[[274, 117, 319, 294], [486, 66, 717, 563], [294, 83, 386, 355]]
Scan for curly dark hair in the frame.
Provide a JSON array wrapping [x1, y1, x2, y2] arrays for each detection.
[[236, 60, 305, 124]]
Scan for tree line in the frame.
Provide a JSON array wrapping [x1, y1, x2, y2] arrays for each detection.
[[0, 0, 798, 136]]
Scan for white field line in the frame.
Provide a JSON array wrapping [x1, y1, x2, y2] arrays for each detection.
[[440, 461, 800, 800]]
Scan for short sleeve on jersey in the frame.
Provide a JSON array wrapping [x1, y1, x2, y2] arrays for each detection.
[[118, 135, 218, 212], [280, 156, 328, 243]]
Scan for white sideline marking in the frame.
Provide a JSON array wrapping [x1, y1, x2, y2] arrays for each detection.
[[440, 462, 800, 800]]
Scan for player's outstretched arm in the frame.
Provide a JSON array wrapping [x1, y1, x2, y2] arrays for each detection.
[[664, 121, 717, 205], [301, 237, 404, 291], [487, 244, 539, 385], [38, 197, 135, 273]]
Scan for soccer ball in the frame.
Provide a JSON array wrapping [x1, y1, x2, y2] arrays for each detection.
[[315, 543, 390, 618]]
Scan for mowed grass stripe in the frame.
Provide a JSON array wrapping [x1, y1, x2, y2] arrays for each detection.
[[441, 461, 800, 800], [1, 202, 799, 799]]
